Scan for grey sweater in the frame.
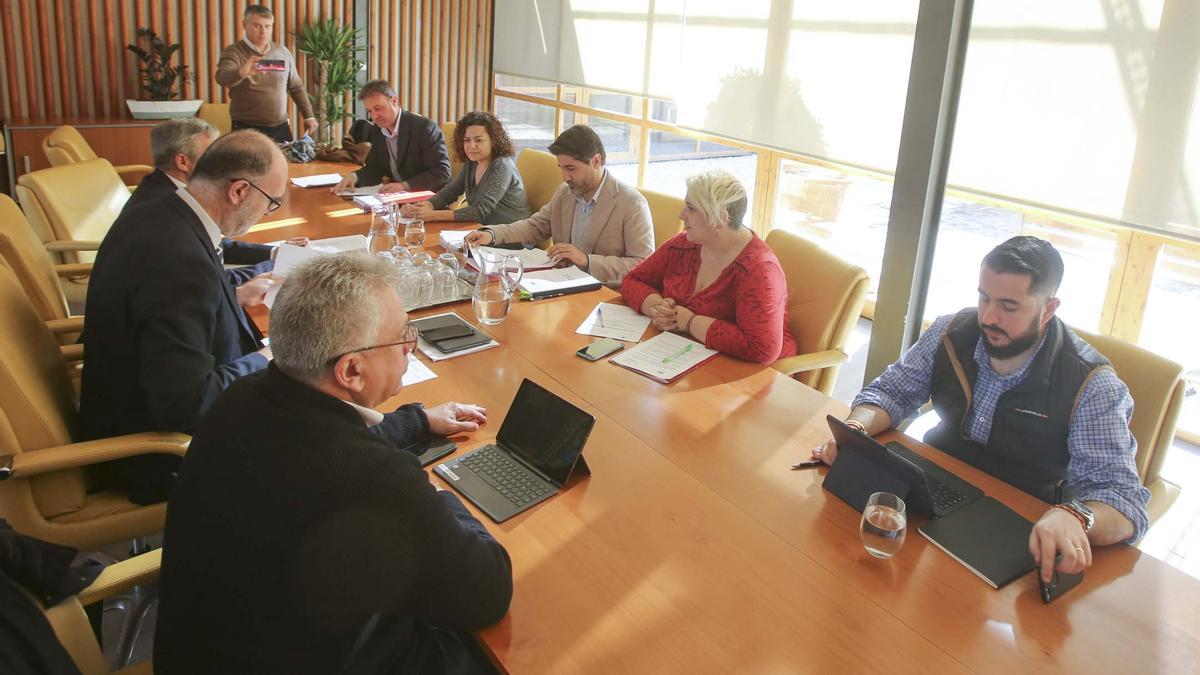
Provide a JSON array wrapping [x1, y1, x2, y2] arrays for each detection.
[[429, 156, 532, 225]]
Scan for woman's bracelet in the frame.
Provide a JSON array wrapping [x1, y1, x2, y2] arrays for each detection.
[[682, 313, 696, 335]]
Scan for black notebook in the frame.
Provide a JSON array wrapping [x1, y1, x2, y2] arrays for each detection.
[[917, 496, 1037, 589]]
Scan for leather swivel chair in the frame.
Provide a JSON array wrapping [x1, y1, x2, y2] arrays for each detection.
[[42, 125, 153, 187], [16, 158, 129, 268], [765, 229, 870, 395], [0, 194, 84, 345], [1073, 328, 1185, 525], [0, 265, 187, 552], [197, 102, 232, 135], [24, 549, 161, 674], [441, 121, 463, 179], [516, 148, 561, 215], [637, 188, 684, 247]]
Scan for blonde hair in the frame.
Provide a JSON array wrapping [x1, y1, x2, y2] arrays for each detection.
[[684, 170, 748, 229]]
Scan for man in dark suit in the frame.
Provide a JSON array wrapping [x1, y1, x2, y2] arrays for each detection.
[[127, 118, 308, 284], [332, 79, 451, 194], [81, 130, 285, 504], [156, 252, 509, 675]]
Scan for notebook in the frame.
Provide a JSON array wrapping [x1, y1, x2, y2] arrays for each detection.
[[609, 332, 718, 383], [435, 379, 594, 523], [918, 496, 1037, 589], [518, 267, 602, 300]]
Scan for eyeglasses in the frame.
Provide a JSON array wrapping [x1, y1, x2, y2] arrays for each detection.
[[230, 177, 284, 213], [325, 323, 418, 364]]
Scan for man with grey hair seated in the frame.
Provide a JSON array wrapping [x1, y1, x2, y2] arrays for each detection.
[[82, 130, 285, 503], [156, 252, 509, 675], [125, 117, 307, 283]]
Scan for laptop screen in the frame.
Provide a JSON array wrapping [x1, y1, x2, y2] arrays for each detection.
[[497, 379, 595, 486]]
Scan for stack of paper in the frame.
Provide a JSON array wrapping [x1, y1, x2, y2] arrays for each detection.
[[261, 236, 369, 306], [466, 246, 555, 272], [575, 303, 651, 342], [439, 229, 473, 251], [307, 234, 368, 253], [351, 190, 435, 213], [290, 173, 342, 188], [609, 331, 718, 383], [334, 185, 382, 197], [518, 267, 602, 299]]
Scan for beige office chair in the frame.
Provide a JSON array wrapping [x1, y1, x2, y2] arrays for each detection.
[[0, 195, 84, 344], [42, 125, 152, 187], [25, 549, 161, 675], [197, 102, 232, 135], [638, 188, 684, 247], [1072, 328, 1185, 525], [16, 158, 129, 267], [516, 148, 561, 214], [0, 265, 187, 552], [441, 121, 462, 178], [766, 229, 870, 395]]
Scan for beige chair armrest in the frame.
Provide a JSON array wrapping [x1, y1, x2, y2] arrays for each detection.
[[54, 263, 93, 278], [0, 432, 189, 480], [47, 317, 85, 335], [771, 349, 848, 377], [59, 343, 84, 362], [45, 241, 102, 253], [114, 164, 154, 180], [78, 550, 162, 607]]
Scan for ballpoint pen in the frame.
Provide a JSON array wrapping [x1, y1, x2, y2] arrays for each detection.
[[597, 305, 606, 328], [661, 343, 693, 364]]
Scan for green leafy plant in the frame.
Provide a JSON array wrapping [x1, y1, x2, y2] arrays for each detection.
[[296, 19, 365, 146], [126, 27, 193, 101]]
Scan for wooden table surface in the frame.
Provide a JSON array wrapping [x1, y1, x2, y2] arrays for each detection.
[[239, 162, 1200, 674]]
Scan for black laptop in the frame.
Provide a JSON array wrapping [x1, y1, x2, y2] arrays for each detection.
[[823, 416, 983, 518], [434, 379, 594, 523]]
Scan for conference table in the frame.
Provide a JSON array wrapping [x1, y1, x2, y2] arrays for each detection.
[[242, 163, 1200, 673]]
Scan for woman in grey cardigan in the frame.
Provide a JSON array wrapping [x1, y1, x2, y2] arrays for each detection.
[[402, 111, 532, 225]]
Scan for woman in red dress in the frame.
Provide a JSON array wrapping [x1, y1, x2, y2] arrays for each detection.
[[621, 170, 797, 364]]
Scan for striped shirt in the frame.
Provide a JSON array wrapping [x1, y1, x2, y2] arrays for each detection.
[[854, 313, 1150, 540]]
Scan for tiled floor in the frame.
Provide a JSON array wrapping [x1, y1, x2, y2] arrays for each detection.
[[833, 318, 1200, 580]]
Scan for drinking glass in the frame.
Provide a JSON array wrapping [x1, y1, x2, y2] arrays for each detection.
[[860, 492, 907, 559], [436, 252, 461, 299], [405, 219, 426, 251]]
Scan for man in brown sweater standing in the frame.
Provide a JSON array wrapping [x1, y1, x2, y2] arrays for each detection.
[[215, 4, 316, 143]]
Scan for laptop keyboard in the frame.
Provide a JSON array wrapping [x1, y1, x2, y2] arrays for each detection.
[[927, 479, 969, 512], [885, 441, 978, 515], [460, 446, 554, 507]]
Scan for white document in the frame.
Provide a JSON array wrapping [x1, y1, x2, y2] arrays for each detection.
[[308, 234, 368, 254], [575, 302, 652, 342], [609, 331, 717, 383], [290, 173, 342, 188], [264, 243, 326, 307], [468, 245, 555, 271], [439, 229, 473, 251], [519, 267, 601, 296], [401, 357, 437, 386]]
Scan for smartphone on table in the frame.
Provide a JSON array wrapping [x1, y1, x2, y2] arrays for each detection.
[[577, 338, 623, 361]]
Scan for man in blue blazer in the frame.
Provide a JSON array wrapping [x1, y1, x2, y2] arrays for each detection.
[[81, 130, 286, 504], [126, 118, 308, 284], [331, 79, 450, 194]]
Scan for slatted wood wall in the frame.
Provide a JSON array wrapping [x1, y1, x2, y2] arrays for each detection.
[[0, 0, 494, 131], [367, 0, 494, 126]]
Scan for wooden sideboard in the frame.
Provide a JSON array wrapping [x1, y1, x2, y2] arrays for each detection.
[[2, 117, 156, 191]]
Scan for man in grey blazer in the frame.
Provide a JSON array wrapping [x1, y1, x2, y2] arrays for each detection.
[[464, 125, 653, 284]]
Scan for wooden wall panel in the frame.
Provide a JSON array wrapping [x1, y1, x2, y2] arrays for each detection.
[[1, 0, 494, 136], [368, 0, 494, 126]]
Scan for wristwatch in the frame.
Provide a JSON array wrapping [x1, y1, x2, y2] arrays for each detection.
[[1056, 499, 1095, 533]]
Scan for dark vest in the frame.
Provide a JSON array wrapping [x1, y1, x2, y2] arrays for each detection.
[[925, 309, 1110, 502]]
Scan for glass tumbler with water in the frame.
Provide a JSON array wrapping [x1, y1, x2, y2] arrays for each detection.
[[860, 492, 907, 559], [405, 219, 426, 251]]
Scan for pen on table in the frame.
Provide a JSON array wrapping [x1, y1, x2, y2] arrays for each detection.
[[661, 343, 693, 364], [790, 459, 825, 470], [597, 305, 606, 328]]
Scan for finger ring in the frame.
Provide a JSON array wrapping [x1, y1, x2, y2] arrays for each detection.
[[1074, 547, 1085, 553], [813, 447, 823, 456]]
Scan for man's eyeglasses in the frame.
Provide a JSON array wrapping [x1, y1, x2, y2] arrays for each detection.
[[231, 177, 284, 213], [325, 324, 419, 364]]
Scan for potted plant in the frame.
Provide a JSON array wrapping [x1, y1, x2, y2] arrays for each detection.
[[296, 19, 365, 147], [125, 27, 201, 119]]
